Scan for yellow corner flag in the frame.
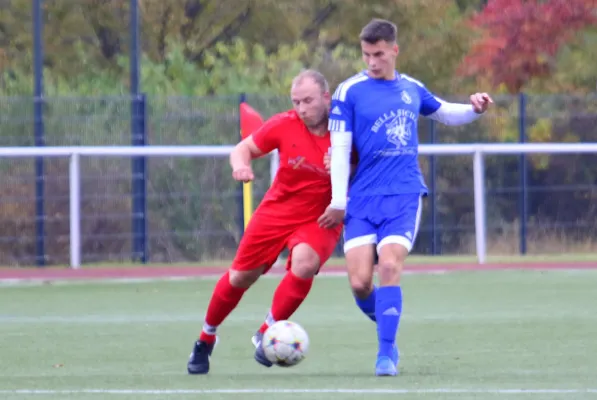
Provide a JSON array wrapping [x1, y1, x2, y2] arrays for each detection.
[[239, 102, 265, 229]]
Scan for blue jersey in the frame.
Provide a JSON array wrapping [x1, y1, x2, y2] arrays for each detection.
[[328, 71, 441, 198]]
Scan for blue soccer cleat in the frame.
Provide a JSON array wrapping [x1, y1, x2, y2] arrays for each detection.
[[391, 344, 399, 368], [375, 355, 398, 376]]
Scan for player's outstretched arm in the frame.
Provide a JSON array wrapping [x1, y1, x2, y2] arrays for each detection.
[[229, 136, 264, 182], [426, 93, 493, 126]]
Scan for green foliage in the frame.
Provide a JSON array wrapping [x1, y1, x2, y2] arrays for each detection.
[[527, 28, 597, 94], [0, 0, 476, 96]]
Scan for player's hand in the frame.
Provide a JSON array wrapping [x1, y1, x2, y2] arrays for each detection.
[[318, 206, 345, 229], [470, 92, 493, 114], [323, 154, 331, 174], [232, 166, 254, 183]]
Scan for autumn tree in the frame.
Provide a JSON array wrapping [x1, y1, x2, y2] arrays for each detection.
[[458, 0, 597, 93]]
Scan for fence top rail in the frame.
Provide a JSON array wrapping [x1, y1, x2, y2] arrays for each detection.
[[0, 145, 236, 157], [0, 143, 596, 157], [419, 143, 597, 155]]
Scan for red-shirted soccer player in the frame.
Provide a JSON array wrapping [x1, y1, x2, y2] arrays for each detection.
[[187, 70, 343, 375]]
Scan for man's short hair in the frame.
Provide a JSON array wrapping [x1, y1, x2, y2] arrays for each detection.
[[292, 69, 329, 93], [359, 18, 398, 44]]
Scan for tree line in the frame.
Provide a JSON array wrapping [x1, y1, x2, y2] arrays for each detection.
[[0, 0, 595, 97]]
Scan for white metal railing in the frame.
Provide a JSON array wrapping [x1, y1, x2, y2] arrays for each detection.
[[1, 143, 596, 268]]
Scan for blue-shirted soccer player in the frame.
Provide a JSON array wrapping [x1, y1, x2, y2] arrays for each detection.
[[318, 18, 493, 376]]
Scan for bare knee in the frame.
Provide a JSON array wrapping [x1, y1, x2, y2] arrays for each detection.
[[345, 245, 376, 299], [229, 266, 266, 288], [349, 274, 374, 299], [377, 262, 402, 286], [290, 243, 320, 279], [377, 243, 408, 286]]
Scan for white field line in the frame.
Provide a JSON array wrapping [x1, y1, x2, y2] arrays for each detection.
[[1, 309, 595, 325], [1, 388, 597, 395]]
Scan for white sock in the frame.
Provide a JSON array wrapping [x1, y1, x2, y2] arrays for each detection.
[[202, 323, 217, 336], [265, 311, 276, 327]]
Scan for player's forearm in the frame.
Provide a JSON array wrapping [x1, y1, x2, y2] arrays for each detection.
[[229, 144, 252, 171], [428, 102, 482, 126], [329, 131, 352, 210]]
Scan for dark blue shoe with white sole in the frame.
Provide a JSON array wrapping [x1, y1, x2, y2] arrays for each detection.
[[252, 331, 273, 368], [187, 337, 218, 375]]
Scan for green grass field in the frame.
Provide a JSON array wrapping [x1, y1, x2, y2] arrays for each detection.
[[1, 269, 596, 399]]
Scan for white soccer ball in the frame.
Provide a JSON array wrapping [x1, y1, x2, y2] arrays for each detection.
[[262, 320, 309, 367]]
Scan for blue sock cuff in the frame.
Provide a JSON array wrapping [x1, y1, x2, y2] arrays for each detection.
[[355, 285, 377, 301], [355, 286, 377, 322], [377, 285, 402, 298]]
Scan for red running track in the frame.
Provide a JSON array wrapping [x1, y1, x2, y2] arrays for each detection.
[[1, 261, 596, 282]]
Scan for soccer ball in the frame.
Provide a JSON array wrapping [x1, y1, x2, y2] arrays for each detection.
[[262, 320, 309, 367]]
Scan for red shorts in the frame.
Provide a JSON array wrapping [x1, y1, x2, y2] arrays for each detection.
[[231, 215, 342, 274]]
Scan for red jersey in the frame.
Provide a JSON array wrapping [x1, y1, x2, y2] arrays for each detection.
[[252, 110, 331, 224]]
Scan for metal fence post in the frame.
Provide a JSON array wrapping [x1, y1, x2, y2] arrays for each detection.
[[69, 153, 81, 269], [518, 92, 528, 255], [33, 0, 45, 267], [131, 94, 147, 263], [429, 120, 439, 255], [130, 0, 147, 263], [473, 149, 487, 264]]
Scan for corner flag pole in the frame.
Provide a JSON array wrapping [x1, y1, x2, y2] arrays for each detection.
[[239, 102, 265, 229]]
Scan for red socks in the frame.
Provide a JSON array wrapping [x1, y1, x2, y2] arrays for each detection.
[[198, 270, 314, 343], [259, 271, 314, 333], [199, 271, 247, 344]]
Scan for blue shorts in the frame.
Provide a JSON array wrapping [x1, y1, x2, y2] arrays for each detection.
[[343, 193, 423, 254]]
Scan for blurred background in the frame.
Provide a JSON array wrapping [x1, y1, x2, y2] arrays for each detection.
[[0, 0, 596, 267]]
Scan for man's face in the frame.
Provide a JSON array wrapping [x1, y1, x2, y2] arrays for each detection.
[[291, 78, 330, 129], [361, 40, 399, 79]]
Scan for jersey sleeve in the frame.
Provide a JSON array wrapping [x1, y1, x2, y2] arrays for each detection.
[[418, 82, 482, 126], [426, 101, 481, 126], [328, 85, 355, 210], [417, 84, 442, 117], [329, 89, 354, 134], [251, 115, 284, 154]]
